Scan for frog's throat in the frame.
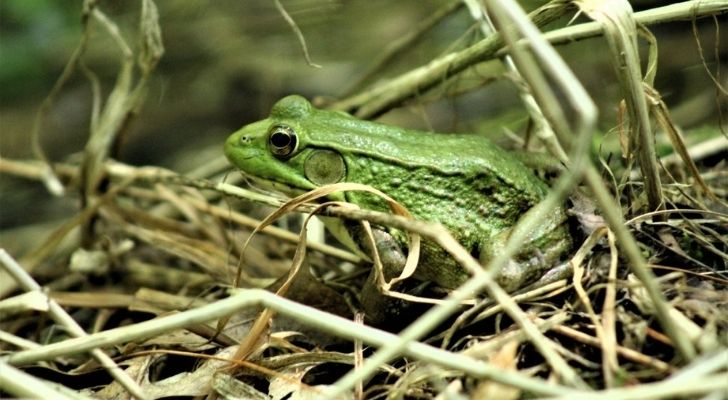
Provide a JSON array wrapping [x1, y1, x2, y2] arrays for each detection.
[[241, 173, 369, 259]]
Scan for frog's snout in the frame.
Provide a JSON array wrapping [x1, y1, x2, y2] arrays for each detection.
[[223, 133, 243, 161], [226, 131, 249, 148]]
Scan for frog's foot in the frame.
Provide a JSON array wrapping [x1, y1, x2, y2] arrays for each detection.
[[360, 269, 430, 328], [518, 261, 572, 292], [495, 257, 539, 292], [488, 246, 570, 292], [349, 226, 430, 327]]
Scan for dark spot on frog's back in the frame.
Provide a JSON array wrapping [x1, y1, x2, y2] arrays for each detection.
[[271, 95, 313, 119]]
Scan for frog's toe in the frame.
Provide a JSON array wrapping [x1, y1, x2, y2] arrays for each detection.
[[496, 258, 532, 292], [530, 261, 572, 288], [534, 248, 546, 265]]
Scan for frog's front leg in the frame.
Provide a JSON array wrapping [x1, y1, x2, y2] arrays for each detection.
[[348, 225, 426, 326]]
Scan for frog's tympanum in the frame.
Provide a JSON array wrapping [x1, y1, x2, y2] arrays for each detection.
[[225, 95, 571, 317]]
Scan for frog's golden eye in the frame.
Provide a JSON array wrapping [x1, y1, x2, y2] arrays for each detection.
[[268, 124, 298, 158]]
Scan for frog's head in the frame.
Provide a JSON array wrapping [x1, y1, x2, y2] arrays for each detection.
[[224, 95, 348, 197]]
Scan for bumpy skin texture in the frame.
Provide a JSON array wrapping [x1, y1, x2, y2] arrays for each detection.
[[225, 95, 570, 291]]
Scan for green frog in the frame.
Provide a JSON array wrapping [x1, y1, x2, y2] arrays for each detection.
[[224, 95, 571, 306]]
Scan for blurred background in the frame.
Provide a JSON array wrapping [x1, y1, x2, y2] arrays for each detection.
[[1, 0, 726, 253]]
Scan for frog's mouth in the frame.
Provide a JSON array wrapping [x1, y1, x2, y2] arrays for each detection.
[[235, 170, 350, 206], [236, 171, 309, 199]]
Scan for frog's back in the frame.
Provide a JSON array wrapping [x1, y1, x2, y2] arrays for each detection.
[[305, 109, 547, 196], [301, 109, 549, 241]]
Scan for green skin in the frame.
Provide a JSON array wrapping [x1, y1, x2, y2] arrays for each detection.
[[225, 95, 571, 292]]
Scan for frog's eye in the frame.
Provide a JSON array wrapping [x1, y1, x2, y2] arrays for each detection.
[[268, 124, 298, 158]]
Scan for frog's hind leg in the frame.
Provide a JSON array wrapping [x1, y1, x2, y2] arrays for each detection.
[[480, 205, 572, 292]]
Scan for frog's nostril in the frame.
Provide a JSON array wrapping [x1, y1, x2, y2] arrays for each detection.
[[239, 135, 252, 145]]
